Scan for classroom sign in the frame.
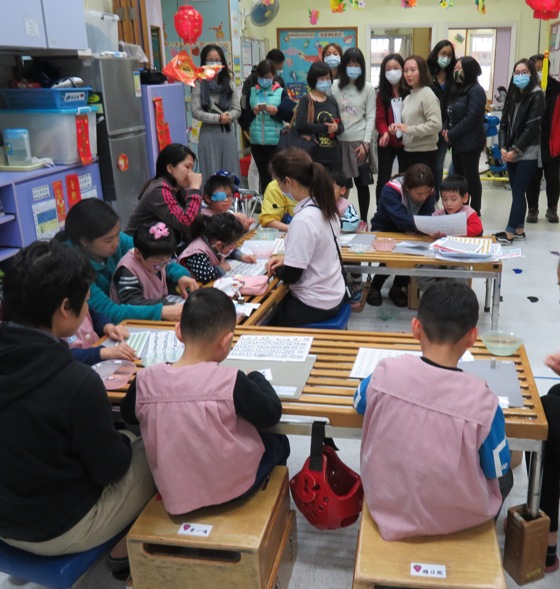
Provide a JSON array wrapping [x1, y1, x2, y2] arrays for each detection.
[[277, 28, 358, 100]]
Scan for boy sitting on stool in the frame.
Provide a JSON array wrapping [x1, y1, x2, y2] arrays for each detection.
[[354, 282, 512, 540]]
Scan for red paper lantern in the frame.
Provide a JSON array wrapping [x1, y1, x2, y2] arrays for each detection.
[[174, 4, 203, 44], [526, 0, 560, 19]]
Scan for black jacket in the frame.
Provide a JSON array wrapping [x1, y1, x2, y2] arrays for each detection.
[[446, 82, 487, 154], [540, 76, 560, 161], [499, 86, 546, 154], [0, 322, 132, 542]]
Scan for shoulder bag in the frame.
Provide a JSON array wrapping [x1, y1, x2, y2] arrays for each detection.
[[277, 94, 318, 154]]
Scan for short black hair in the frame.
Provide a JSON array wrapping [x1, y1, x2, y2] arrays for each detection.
[[307, 61, 331, 89], [330, 169, 352, 189], [458, 56, 482, 86], [180, 288, 236, 342], [3, 240, 94, 329], [417, 282, 478, 344], [134, 223, 177, 259], [190, 212, 244, 243], [203, 174, 235, 199], [266, 49, 285, 64], [530, 54, 545, 63], [59, 198, 119, 245], [256, 59, 275, 78], [440, 174, 469, 197]]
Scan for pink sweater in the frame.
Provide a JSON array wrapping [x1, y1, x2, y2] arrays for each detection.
[[360, 355, 502, 540]]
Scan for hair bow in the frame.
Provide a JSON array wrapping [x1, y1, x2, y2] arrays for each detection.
[[149, 222, 170, 239]]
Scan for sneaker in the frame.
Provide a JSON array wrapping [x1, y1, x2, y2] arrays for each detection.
[[494, 231, 513, 244], [388, 286, 408, 308], [526, 208, 539, 223], [366, 287, 382, 306], [349, 283, 363, 304], [513, 232, 526, 240], [546, 208, 559, 223]]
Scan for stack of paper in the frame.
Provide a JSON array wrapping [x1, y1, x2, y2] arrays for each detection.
[[430, 236, 493, 259]]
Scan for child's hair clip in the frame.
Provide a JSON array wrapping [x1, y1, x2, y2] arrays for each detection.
[[215, 170, 240, 187], [149, 222, 170, 239], [211, 191, 228, 202]]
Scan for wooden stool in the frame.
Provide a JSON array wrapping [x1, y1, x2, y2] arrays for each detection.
[[353, 507, 506, 589], [128, 466, 296, 589]]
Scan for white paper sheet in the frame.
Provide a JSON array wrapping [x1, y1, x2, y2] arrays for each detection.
[[143, 330, 184, 365], [413, 212, 467, 237], [229, 335, 312, 362]]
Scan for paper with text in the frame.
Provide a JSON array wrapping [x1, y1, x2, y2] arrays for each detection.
[[413, 212, 466, 236], [229, 335, 312, 362]]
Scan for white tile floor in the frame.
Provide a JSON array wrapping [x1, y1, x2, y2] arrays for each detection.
[[1, 181, 559, 588]]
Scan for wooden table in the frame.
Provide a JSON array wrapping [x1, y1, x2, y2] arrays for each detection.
[[341, 232, 503, 329], [232, 277, 288, 326], [108, 322, 547, 517]]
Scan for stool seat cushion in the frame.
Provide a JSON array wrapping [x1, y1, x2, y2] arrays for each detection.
[[302, 303, 351, 330], [0, 534, 120, 589]]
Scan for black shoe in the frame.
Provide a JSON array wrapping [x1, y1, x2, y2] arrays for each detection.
[[526, 208, 538, 223], [388, 286, 408, 308], [546, 208, 559, 223], [106, 554, 130, 580], [494, 231, 513, 244], [366, 287, 382, 306], [513, 232, 526, 240]]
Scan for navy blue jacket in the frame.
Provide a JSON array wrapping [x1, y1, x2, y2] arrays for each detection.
[[446, 82, 487, 154]]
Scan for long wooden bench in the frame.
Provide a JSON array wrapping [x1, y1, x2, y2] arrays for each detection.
[[127, 466, 296, 589], [353, 507, 506, 589]]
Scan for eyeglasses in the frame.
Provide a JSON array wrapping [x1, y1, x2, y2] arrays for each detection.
[[152, 259, 172, 271]]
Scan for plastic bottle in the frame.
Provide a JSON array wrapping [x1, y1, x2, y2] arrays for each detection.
[[2, 129, 32, 166]]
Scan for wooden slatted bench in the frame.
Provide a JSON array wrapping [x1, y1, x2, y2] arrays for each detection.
[[353, 508, 506, 589], [127, 466, 296, 589]]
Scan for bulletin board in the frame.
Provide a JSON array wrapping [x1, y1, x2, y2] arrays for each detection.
[[241, 36, 267, 79], [277, 27, 358, 99]]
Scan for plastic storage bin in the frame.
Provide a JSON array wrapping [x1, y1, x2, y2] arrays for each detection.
[[85, 10, 120, 54], [0, 107, 98, 165], [0, 88, 91, 110]]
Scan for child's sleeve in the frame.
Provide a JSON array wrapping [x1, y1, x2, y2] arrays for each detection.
[[182, 253, 223, 283], [466, 213, 483, 237], [233, 371, 282, 427], [479, 406, 510, 478], [353, 374, 372, 414]]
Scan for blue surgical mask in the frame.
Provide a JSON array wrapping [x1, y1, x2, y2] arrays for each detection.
[[315, 80, 332, 93], [438, 56, 451, 69], [281, 190, 296, 202], [347, 66, 362, 80], [211, 191, 228, 202], [324, 55, 341, 68], [276, 69, 283, 76], [513, 73, 531, 89], [258, 77, 272, 89]]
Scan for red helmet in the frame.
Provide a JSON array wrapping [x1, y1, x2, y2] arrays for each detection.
[[289, 423, 363, 530]]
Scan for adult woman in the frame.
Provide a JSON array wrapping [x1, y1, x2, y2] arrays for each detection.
[[295, 61, 344, 171], [331, 47, 376, 221], [495, 59, 545, 244], [322, 42, 343, 80], [390, 55, 442, 173], [375, 53, 408, 203], [443, 56, 486, 215], [248, 59, 287, 193], [266, 147, 345, 327], [191, 45, 241, 182], [127, 144, 202, 244], [526, 54, 560, 224], [427, 40, 457, 197], [62, 199, 196, 324]]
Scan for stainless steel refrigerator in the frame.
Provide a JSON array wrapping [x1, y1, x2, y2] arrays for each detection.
[[68, 57, 150, 224]]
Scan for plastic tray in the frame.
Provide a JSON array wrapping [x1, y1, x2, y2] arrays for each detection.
[[0, 87, 91, 110]]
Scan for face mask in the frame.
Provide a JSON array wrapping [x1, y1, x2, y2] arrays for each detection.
[[347, 66, 362, 80], [537, 70, 543, 82], [324, 54, 341, 68], [281, 189, 296, 202], [513, 73, 531, 90], [385, 69, 402, 85], [438, 56, 451, 69], [211, 191, 228, 202], [316, 80, 332, 93], [276, 69, 283, 76], [258, 77, 272, 89], [453, 70, 464, 84], [206, 61, 222, 67]]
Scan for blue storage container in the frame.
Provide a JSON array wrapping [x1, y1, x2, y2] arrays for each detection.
[[0, 87, 91, 110]]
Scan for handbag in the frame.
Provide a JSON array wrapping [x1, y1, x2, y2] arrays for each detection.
[[357, 144, 374, 186], [289, 421, 363, 530], [277, 94, 317, 154], [239, 275, 268, 296]]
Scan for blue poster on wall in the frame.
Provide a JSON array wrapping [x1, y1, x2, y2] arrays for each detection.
[[277, 28, 358, 100]]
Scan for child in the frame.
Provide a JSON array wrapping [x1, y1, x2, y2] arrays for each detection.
[[179, 213, 255, 283], [110, 222, 184, 306], [258, 179, 296, 232], [201, 172, 253, 231], [354, 282, 512, 541], [433, 174, 483, 237], [120, 288, 289, 515], [368, 164, 436, 307]]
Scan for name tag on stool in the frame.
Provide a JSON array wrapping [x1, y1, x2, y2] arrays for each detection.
[[410, 563, 447, 578], [178, 523, 213, 537]]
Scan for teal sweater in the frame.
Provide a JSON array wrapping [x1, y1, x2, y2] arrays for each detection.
[[78, 233, 189, 324]]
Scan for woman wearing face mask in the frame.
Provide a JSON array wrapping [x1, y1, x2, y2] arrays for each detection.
[[375, 53, 409, 203], [427, 41, 457, 198], [331, 47, 376, 222], [248, 59, 288, 193], [495, 59, 545, 244], [443, 57, 486, 216], [525, 54, 560, 224], [192, 45, 241, 183], [322, 43, 343, 80], [295, 61, 344, 171]]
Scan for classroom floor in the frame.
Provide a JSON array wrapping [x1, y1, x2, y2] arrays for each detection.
[[1, 180, 559, 588]]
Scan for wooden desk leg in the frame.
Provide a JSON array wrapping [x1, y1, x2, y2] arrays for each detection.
[[526, 443, 544, 519], [491, 274, 501, 329]]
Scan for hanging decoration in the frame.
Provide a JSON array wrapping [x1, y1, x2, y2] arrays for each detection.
[[348, 0, 366, 8], [401, 0, 417, 8], [330, 0, 346, 13], [174, 3, 203, 45], [440, 0, 454, 8], [475, 0, 486, 13], [163, 52, 223, 87], [542, 50, 550, 90], [309, 9, 320, 24], [525, 0, 560, 19]]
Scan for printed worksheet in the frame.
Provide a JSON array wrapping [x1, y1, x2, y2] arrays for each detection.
[[229, 335, 313, 362], [413, 212, 467, 237], [144, 330, 184, 365]]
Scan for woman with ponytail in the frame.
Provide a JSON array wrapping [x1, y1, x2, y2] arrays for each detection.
[[266, 147, 345, 326]]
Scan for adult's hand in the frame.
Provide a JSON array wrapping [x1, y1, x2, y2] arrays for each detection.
[[161, 303, 184, 322], [177, 276, 199, 298], [378, 132, 390, 148], [266, 254, 284, 276], [545, 352, 560, 376], [186, 170, 203, 190]]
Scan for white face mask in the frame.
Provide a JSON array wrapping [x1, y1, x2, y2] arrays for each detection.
[[385, 69, 402, 85], [537, 70, 543, 82]]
